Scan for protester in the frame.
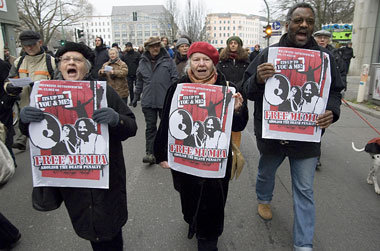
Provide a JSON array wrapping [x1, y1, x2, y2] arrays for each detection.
[[91, 36, 109, 81], [111, 42, 122, 55], [3, 47, 16, 69], [249, 44, 261, 62], [339, 42, 355, 75], [19, 42, 137, 250], [313, 29, 347, 168], [133, 36, 178, 165], [242, 3, 344, 250], [217, 36, 250, 148], [5, 30, 56, 151], [154, 41, 248, 251], [137, 46, 144, 55], [174, 37, 190, 78], [99, 48, 129, 104], [161, 36, 174, 58], [0, 59, 18, 166], [121, 42, 141, 106]]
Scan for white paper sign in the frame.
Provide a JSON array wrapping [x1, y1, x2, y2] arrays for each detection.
[[9, 77, 32, 87]]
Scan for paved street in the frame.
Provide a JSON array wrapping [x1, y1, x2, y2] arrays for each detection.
[[1, 97, 380, 250]]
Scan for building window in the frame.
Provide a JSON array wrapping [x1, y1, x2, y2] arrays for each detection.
[[137, 24, 142, 30], [214, 27, 216, 30], [152, 31, 158, 36], [219, 27, 221, 30], [223, 27, 225, 30], [145, 24, 150, 30], [214, 33, 216, 37], [137, 31, 142, 37], [145, 31, 150, 36], [220, 40, 223, 44], [115, 32, 120, 37], [122, 31, 127, 37]]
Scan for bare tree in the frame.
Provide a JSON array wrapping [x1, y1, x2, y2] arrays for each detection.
[[17, 0, 93, 45], [265, 0, 355, 30], [181, 0, 206, 42], [160, 0, 180, 42]]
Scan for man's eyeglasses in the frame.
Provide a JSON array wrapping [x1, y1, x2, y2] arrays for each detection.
[[60, 56, 85, 63], [290, 18, 315, 25]]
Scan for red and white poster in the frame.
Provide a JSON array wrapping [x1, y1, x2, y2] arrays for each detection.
[[262, 47, 332, 142], [29, 80, 109, 188], [168, 83, 235, 178]]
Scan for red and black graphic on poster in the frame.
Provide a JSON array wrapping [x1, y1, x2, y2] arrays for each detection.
[[168, 83, 234, 177], [263, 47, 331, 142], [29, 80, 108, 181]]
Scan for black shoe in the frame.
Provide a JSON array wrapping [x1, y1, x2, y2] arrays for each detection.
[[4, 232, 21, 249], [12, 143, 26, 151], [142, 154, 156, 165], [129, 102, 133, 106]]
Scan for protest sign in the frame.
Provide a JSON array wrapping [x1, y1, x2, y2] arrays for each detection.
[[262, 47, 332, 142], [29, 80, 109, 188], [168, 83, 235, 178]]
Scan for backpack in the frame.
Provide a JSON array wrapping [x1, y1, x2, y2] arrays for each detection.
[[16, 54, 55, 79]]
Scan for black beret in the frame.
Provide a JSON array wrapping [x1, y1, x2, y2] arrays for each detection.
[[19, 30, 41, 46], [55, 42, 95, 65]]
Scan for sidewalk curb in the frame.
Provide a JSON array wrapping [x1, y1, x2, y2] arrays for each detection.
[[344, 101, 380, 119]]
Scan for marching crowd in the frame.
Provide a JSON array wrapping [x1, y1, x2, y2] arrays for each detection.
[[0, 2, 352, 251]]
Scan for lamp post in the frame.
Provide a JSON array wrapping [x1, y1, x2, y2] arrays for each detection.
[[59, 0, 65, 41], [263, 0, 270, 47]]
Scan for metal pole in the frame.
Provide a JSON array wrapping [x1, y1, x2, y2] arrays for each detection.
[[59, 0, 65, 40], [263, 0, 270, 47]]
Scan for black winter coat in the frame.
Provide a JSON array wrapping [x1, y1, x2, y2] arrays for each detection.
[[243, 33, 344, 158], [92, 45, 109, 81], [122, 50, 140, 77], [20, 83, 137, 242], [217, 58, 250, 92], [154, 72, 248, 239]]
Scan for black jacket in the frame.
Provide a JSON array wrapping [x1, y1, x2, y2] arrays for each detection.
[[217, 57, 250, 92], [92, 45, 109, 80], [20, 82, 138, 242], [154, 72, 248, 239], [121, 50, 140, 77], [243, 33, 344, 158]]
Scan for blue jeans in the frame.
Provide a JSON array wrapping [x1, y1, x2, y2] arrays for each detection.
[[256, 153, 317, 250]]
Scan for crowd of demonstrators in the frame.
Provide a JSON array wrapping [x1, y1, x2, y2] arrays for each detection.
[[133, 36, 178, 165], [91, 36, 109, 81], [339, 42, 355, 75], [99, 48, 129, 104], [242, 2, 344, 250], [18, 42, 137, 250], [5, 30, 56, 152], [121, 42, 141, 106], [249, 44, 261, 62], [174, 37, 191, 78], [154, 41, 248, 251]]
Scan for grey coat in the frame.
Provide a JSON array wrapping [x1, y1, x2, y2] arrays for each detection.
[[135, 49, 178, 109]]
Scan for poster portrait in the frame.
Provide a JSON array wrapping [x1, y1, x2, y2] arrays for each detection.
[[29, 80, 109, 188], [168, 83, 235, 178], [262, 47, 332, 142]]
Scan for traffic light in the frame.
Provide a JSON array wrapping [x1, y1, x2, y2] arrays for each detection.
[[60, 40, 66, 46], [264, 24, 272, 38], [132, 12, 137, 21], [77, 29, 84, 38]]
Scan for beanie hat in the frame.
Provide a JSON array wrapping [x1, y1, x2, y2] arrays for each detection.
[[55, 42, 95, 65], [226, 36, 243, 47], [187, 42, 219, 65], [313, 30, 331, 38], [125, 42, 133, 47], [176, 38, 190, 48], [111, 42, 119, 48]]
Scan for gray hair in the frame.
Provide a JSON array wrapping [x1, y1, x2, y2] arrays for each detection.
[[184, 55, 217, 76], [286, 2, 315, 22]]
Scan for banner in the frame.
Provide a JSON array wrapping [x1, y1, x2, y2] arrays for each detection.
[[29, 80, 109, 188], [262, 47, 332, 142], [168, 83, 235, 178]]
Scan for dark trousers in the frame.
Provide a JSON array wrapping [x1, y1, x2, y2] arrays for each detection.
[[0, 212, 20, 249], [90, 230, 123, 251], [127, 75, 136, 103], [142, 107, 162, 154]]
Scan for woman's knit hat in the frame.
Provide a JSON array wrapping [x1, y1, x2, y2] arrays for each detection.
[[176, 38, 190, 48], [187, 42, 219, 65], [226, 36, 243, 47]]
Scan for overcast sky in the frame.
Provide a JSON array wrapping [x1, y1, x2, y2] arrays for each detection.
[[88, 0, 267, 17]]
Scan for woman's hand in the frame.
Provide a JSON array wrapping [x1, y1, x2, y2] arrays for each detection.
[[233, 92, 243, 113], [159, 161, 170, 169]]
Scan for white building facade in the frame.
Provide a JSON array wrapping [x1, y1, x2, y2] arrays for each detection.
[[79, 16, 113, 48], [205, 13, 267, 50]]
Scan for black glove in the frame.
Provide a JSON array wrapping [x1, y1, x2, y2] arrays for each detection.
[[20, 106, 44, 123], [6, 83, 23, 95], [132, 94, 140, 107], [92, 107, 119, 127]]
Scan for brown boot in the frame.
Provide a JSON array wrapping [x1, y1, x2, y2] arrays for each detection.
[[258, 203, 272, 220]]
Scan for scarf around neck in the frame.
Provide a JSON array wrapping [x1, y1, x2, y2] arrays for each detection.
[[187, 67, 217, 85]]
